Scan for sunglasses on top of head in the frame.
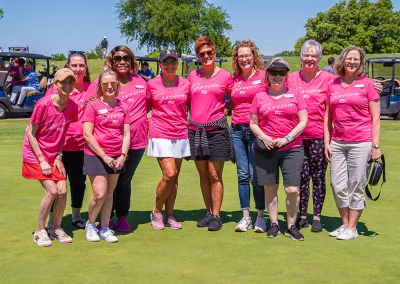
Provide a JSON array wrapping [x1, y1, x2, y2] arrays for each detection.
[[113, 55, 131, 63], [198, 50, 215, 58], [69, 50, 86, 56], [268, 70, 288, 76]]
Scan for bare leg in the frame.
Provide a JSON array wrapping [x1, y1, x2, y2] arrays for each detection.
[[52, 180, 68, 229], [154, 157, 178, 214], [195, 160, 212, 212], [87, 175, 108, 224], [165, 158, 183, 217], [100, 174, 119, 229], [37, 180, 59, 231], [264, 184, 279, 224], [338, 207, 350, 227], [348, 209, 363, 231], [208, 161, 225, 217], [285, 186, 300, 228]]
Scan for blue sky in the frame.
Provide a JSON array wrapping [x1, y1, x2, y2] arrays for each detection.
[[1, 0, 399, 57]]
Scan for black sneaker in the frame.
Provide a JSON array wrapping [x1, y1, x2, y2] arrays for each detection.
[[311, 219, 322, 233], [266, 223, 280, 238], [285, 225, 305, 241], [197, 212, 212, 227], [295, 217, 309, 230], [208, 215, 223, 231]]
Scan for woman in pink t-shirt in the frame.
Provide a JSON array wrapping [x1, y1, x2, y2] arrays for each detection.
[[188, 36, 233, 231], [324, 45, 381, 241], [86, 45, 148, 232], [82, 69, 131, 243], [146, 50, 191, 230], [45, 51, 92, 231], [250, 58, 308, 241], [229, 40, 266, 233], [22, 68, 78, 247]]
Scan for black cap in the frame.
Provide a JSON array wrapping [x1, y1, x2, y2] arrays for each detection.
[[159, 50, 178, 62], [267, 61, 290, 71]]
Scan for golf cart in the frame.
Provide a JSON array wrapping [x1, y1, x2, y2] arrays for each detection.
[[136, 56, 160, 78], [367, 57, 400, 120], [181, 56, 228, 78], [0, 51, 51, 119]]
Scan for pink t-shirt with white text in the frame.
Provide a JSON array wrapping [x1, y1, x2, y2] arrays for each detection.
[[289, 71, 335, 139], [250, 87, 307, 151], [87, 74, 148, 150], [22, 96, 78, 163], [81, 98, 130, 156], [327, 76, 379, 142], [46, 82, 92, 151], [231, 70, 266, 125], [147, 76, 190, 139], [188, 68, 233, 128]]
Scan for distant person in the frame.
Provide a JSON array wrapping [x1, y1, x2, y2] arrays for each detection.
[[101, 36, 108, 59], [0, 57, 5, 68], [10, 61, 40, 108], [9, 58, 26, 88], [323, 57, 335, 74], [138, 61, 153, 82]]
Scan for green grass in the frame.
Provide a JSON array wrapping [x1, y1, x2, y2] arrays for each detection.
[[0, 119, 399, 283]]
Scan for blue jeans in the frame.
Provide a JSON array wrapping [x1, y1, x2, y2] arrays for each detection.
[[112, 148, 145, 218], [231, 124, 265, 211]]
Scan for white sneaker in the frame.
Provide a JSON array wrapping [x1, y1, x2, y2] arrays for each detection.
[[329, 225, 348, 237], [33, 230, 52, 247], [99, 227, 118, 243], [337, 228, 359, 240], [254, 217, 267, 233], [235, 217, 252, 232], [50, 227, 72, 243], [85, 222, 100, 242]]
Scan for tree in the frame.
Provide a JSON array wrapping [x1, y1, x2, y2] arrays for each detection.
[[116, 0, 232, 56], [213, 34, 233, 57], [94, 43, 103, 58], [295, 0, 400, 54], [51, 53, 66, 61], [0, 8, 4, 21]]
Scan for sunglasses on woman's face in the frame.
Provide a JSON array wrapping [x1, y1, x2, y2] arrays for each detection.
[[101, 81, 118, 89], [198, 50, 214, 58], [113, 55, 131, 63], [268, 70, 288, 76]]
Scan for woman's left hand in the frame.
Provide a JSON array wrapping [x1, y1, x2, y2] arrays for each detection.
[[115, 156, 126, 170], [371, 147, 381, 161], [54, 158, 66, 177], [272, 138, 288, 148], [373, 80, 383, 94]]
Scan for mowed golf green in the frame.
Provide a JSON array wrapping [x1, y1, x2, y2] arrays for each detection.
[[0, 118, 399, 284]]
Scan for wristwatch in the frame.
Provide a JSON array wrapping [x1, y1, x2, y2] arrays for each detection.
[[372, 144, 380, 149], [121, 153, 129, 161]]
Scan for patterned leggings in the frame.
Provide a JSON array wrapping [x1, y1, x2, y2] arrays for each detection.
[[300, 138, 328, 217]]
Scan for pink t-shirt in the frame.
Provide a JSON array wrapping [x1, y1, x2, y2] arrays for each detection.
[[289, 71, 336, 139], [231, 70, 267, 125], [22, 96, 78, 164], [45, 82, 92, 151], [87, 74, 148, 150], [250, 87, 307, 151], [147, 76, 190, 139], [81, 98, 131, 157], [188, 68, 233, 129], [326, 76, 379, 142]]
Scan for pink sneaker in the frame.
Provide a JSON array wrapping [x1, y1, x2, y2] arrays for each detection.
[[97, 219, 116, 230], [150, 211, 164, 230], [164, 216, 182, 230], [117, 216, 130, 232]]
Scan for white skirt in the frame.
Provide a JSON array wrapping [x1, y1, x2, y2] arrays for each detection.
[[147, 138, 191, 158]]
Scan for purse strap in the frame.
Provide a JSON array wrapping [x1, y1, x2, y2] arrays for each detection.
[[365, 154, 386, 201]]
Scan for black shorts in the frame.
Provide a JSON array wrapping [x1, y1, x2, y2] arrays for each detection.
[[254, 146, 304, 187], [188, 127, 230, 161], [83, 154, 126, 175]]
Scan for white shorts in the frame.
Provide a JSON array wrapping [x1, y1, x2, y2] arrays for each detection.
[[147, 138, 191, 158]]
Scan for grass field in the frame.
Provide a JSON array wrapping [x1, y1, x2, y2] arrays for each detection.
[[1, 119, 399, 284]]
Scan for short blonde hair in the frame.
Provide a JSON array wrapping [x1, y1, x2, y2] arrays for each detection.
[[264, 57, 290, 87], [231, 40, 264, 76], [96, 68, 120, 98], [334, 45, 367, 77]]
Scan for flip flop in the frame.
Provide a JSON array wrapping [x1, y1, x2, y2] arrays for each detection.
[[72, 218, 86, 229]]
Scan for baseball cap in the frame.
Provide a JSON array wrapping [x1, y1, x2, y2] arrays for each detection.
[[266, 59, 290, 71], [54, 68, 76, 82], [159, 50, 178, 62], [104, 36, 107, 39]]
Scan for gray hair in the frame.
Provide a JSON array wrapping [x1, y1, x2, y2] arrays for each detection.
[[300, 39, 322, 60]]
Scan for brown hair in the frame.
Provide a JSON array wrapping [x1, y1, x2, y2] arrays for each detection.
[[194, 36, 216, 55], [231, 40, 264, 76], [65, 52, 91, 82], [334, 45, 367, 77], [264, 57, 290, 87], [104, 45, 139, 74]]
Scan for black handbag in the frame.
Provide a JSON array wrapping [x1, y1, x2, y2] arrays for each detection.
[[365, 155, 386, 201], [253, 137, 278, 159]]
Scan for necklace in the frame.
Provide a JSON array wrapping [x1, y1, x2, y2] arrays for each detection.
[[162, 76, 178, 88]]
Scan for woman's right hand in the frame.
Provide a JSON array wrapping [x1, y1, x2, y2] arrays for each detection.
[[260, 135, 275, 150], [324, 144, 332, 162], [40, 160, 52, 176], [102, 155, 116, 168]]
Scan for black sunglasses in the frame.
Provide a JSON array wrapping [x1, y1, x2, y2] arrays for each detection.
[[198, 50, 214, 58], [113, 55, 131, 63], [69, 50, 86, 56], [268, 70, 288, 76]]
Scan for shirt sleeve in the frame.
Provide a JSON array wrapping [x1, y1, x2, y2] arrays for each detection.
[[297, 92, 307, 111], [30, 101, 45, 125], [81, 102, 96, 123], [225, 74, 233, 95], [250, 94, 260, 116], [367, 79, 380, 101], [146, 85, 152, 112]]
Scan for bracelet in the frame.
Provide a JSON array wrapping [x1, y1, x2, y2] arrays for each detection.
[[285, 135, 291, 142], [120, 153, 129, 161]]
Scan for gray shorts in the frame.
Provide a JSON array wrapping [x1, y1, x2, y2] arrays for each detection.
[[83, 154, 126, 175], [254, 146, 304, 187]]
